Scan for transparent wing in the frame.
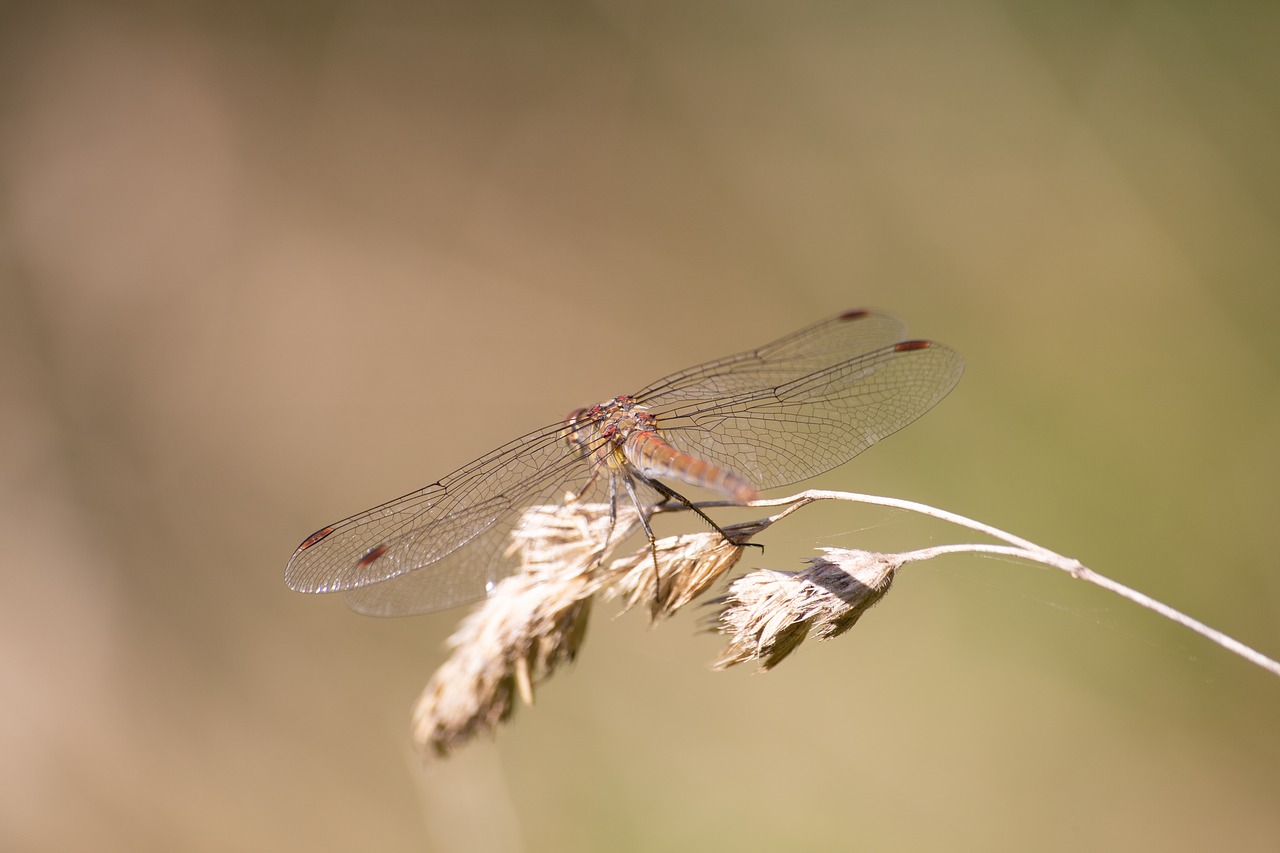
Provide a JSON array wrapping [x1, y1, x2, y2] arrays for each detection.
[[634, 309, 908, 405], [344, 475, 664, 617], [643, 331, 964, 491], [285, 421, 607, 613]]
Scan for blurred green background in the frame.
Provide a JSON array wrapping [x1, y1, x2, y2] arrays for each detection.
[[3, 1, 1279, 851]]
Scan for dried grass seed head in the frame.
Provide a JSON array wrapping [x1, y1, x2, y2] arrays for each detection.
[[603, 530, 746, 621], [412, 499, 638, 758], [712, 548, 901, 671]]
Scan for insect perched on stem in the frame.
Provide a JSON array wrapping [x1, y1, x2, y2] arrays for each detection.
[[285, 309, 963, 617]]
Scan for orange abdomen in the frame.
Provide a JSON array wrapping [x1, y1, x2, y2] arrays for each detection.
[[622, 430, 759, 503]]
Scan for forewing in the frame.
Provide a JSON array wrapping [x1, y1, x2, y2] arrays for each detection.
[[635, 309, 908, 405], [345, 470, 658, 616], [285, 421, 597, 612], [650, 340, 964, 491]]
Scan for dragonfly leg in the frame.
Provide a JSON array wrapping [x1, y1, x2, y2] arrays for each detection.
[[621, 474, 664, 606], [645, 478, 763, 552], [586, 473, 621, 570], [595, 472, 656, 568]]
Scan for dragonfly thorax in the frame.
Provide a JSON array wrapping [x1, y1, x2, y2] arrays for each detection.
[[561, 395, 657, 471]]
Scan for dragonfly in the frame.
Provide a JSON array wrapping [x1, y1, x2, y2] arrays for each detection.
[[285, 309, 963, 616]]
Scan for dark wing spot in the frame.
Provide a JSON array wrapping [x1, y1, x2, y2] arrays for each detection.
[[894, 339, 932, 352], [298, 526, 335, 551], [356, 544, 389, 569], [839, 308, 869, 321]]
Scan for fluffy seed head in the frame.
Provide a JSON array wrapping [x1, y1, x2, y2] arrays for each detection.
[[711, 548, 901, 671]]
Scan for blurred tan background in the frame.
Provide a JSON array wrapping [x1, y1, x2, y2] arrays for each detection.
[[4, 1, 1279, 851]]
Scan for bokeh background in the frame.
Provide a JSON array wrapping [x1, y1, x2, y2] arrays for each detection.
[[4, 2, 1279, 851]]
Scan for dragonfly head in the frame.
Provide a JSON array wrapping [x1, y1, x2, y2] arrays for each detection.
[[561, 406, 597, 459]]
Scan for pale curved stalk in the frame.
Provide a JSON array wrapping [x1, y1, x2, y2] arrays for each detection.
[[712, 489, 1280, 679], [416, 488, 1279, 757]]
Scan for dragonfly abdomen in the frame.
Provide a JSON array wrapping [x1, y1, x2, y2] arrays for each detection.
[[623, 430, 759, 503]]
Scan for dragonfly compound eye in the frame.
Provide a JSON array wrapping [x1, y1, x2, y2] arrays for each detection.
[[561, 408, 594, 456]]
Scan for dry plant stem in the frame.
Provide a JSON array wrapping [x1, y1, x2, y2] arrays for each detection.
[[417, 487, 1278, 757], [722, 490, 1280, 679]]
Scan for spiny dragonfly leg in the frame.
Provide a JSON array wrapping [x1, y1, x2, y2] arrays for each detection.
[[595, 472, 657, 571], [620, 474, 664, 606], [591, 472, 621, 568], [646, 478, 764, 552]]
